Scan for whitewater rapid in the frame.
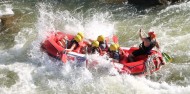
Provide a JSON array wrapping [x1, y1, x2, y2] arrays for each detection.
[[0, 1, 190, 94]]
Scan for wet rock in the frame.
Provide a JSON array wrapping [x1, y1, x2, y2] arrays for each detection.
[[103, 0, 183, 6], [127, 0, 183, 6], [0, 4, 14, 31], [1, 16, 15, 30], [128, 0, 164, 6]]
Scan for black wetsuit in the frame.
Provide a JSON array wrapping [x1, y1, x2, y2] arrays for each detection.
[[67, 39, 79, 50], [99, 41, 108, 51], [132, 37, 156, 57], [86, 46, 99, 54], [108, 49, 120, 61], [64, 39, 69, 48], [91, 47, 99, 54]]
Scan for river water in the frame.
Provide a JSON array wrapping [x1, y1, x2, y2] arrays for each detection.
[[0, 0, 190, 94]]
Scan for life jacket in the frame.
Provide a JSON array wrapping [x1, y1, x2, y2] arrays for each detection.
[[139, 37, 156, 54]]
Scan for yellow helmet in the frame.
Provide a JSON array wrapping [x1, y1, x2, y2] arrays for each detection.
[[92, 40, 99, 48], [97, 35, 105, 42], [110, 43, 118, 51], [77, 32, 84, 39], [74, 35, 82, 42], [116, 43, 120, 48]]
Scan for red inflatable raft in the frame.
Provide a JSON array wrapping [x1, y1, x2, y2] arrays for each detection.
[[112, 47, 165, 75], [41, 31, 165, 76]]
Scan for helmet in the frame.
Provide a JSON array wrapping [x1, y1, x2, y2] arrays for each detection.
[[116, 43, 120, 48], [109, 43, 118, 51], [97, 35, 105, 42], [148, 32, 156, 38], [92, 40, 99, 48], [77, 32, 84, 39], [74, 35, 82, 42]]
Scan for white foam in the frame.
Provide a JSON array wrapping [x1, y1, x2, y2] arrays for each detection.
[[0, 4, 14, 18]]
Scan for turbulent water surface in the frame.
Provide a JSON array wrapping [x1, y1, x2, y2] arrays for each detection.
[[0, 0, 190, 94]]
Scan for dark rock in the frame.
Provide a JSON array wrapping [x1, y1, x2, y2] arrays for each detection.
[[128, 0, 163, 6], [127, 0, 183, 6], [102, 0, 183, 6], [104, 0, 126, 3]]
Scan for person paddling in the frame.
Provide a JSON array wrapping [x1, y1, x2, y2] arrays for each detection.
[[107, 43, 120, 62], [57, 32, 84, 48], [84, 35, 108, 55], [65, 32, 84, 53], [128, 29, 160, 62], [97, 35, 109, 51], [107, 43, 126, 63], [86, 40, 101, 54]]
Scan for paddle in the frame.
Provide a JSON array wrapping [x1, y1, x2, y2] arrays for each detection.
[[162, 52, 172, 63], [112, 35, 118, 43], [61, 51, 67, 63], [61, 40, 68, 63]]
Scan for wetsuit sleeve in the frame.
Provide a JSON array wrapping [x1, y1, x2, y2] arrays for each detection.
[[155, 40, 160, 50], [113, 52, 120, 60]]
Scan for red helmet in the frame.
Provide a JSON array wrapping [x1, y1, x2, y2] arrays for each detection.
[[148, 31, 156, 38]]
